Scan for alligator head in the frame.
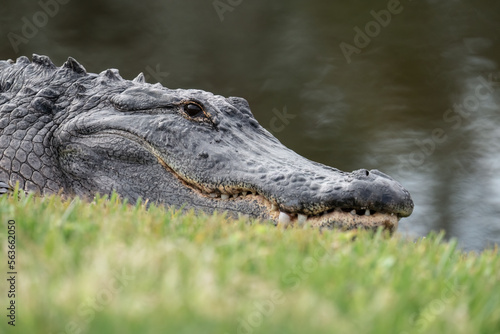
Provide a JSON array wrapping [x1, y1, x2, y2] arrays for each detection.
[[1, 55, 413, 230]]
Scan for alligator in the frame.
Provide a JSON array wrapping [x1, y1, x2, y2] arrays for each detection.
[[0, 54, 413, 230]]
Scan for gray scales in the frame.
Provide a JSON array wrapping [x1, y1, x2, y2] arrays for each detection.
[[0, 54, 413, 230]]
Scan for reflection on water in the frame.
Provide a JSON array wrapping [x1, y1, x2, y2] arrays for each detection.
[[1, 0, 499, 250]]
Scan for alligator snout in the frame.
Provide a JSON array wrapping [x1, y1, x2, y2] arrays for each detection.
[[335, 169, 412, 213], [237, 153, 413, 222], [247, 165, 411, 230]]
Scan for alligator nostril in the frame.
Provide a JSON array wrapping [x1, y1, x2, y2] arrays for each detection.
[[365, 170, 370, 176]]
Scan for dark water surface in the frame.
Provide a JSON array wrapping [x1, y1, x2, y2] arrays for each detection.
[[1, 0, 499, 251]]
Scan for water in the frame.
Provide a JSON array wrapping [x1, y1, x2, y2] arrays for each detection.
[[1, 0, 499, 251]]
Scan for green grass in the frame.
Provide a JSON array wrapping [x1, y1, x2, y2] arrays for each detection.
[[0, 192, 499, 334]]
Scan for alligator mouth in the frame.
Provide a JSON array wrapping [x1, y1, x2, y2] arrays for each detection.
[[156, 157, 400, 232], [198, 190, 397, 231]]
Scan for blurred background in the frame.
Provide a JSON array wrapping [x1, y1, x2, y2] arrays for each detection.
[[1, 0, 499, 251]]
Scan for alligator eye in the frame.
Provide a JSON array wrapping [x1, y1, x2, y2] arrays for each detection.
[[184, 103, 204, 118]]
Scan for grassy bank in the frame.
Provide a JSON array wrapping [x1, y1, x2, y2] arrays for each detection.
[[0, 192, 499, 334]]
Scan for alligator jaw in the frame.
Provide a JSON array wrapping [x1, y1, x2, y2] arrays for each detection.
[[193, 190, 400, 231], [155, 155, 402, 231], [273, 209, 399, 231]]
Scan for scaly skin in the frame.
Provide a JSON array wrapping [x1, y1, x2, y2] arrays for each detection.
[[0, 54, 414, 230]]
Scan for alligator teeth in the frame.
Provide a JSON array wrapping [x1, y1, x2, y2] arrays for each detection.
[[209, 193, 218, 198], [297, 214, 307, 225], [233, 193, 239, 198], [271, 203, 278, 211], [241, 191, 248, 196], [221, 194, 229, 200], [278, 212, 291, 225], [365, 209, 370, 216], [350, 210, 356, 215]]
